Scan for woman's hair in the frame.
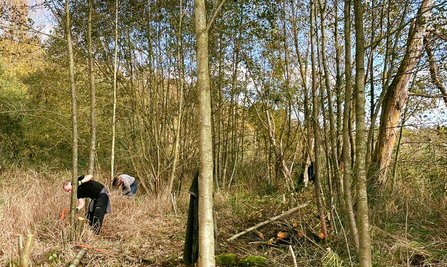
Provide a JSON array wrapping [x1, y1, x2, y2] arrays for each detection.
[[63, 181, 71, 189], [112, 177, 120, 186]]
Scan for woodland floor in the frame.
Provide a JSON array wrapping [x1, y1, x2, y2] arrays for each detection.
[[2, 169, 447, 266]]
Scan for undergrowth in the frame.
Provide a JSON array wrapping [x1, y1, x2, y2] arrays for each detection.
[[1, 163, 447, 266]]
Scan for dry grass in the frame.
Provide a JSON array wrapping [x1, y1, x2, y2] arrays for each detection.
[[2, 167, 447, 266], [0, 168, 190, 266]]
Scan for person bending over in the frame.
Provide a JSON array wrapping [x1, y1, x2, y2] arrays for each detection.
[[63, 174, 111, 234], [112, 173, 138, 197]]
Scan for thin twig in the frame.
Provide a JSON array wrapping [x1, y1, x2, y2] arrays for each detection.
[[289, 245, 298, 267]]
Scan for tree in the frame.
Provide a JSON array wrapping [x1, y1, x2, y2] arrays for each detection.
[[353, 0, 371, 265], [87, 0, 97, 175], [372, 0, 434, 185], [342, 0, 359, 250], [194, 0, 215, 265], [310, 0, 327, 241], [110, 0, 119, 187], [65, 0, 79, 236]]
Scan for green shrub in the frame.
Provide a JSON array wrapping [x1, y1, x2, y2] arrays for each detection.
[[238, 256, 266, 267], [216, 254, 238, 266]]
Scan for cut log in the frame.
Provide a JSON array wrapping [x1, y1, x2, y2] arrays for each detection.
[[19, 234, 34, 267], [69, 248, 87, 267], [227, 203, 309, 241], [253, 230, 264, 239], [76, 217, 85, 237]]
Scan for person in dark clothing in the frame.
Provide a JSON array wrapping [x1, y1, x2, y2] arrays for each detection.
[[183, 171, 217, 265], [183, 171, 199, 265], [296, 162, 316, 190], [308, 162, 316, 183], [63, 174, 111, 234]]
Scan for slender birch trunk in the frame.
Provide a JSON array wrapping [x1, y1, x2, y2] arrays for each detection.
[[87, 0, 96, 175], [168, 0, 185, 195], [353, 0, 372, 265], [110, 0, 119, 187], [310, 0, 328, 240], [65, 0, 78, 236], [194, 0, 215, 264], [343, 0, 359, 249], [318, 0, 341, 216]]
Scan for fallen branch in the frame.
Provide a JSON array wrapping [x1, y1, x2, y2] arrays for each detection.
[[289, 245, 298, 267], [227, 202, 309, 241], [69, 248, 88, 267], [75, 244, 112, 254]]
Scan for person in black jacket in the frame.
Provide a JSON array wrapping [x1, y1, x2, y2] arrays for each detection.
[[63, 174, 111, 234], [183, 171, 217, 265]]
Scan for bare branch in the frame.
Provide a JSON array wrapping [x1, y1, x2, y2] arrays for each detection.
[[206, 0, 227, 32]]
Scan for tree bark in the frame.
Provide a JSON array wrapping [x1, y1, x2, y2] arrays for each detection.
[[87, 0, 96, 175], [69, 248, 87, 267], [334, 0, 344, 199], [291, 0, 312, 188], [353, 0, 372, 265], [372, 0, 434, 185], [310, 0, 327, 241], [65, 0, 79, 236], [194, 0, 216, 265], [343, 0, 359, 250], [110, 0, 119, 188], [168, 0, 185, 195], [19, 234, 34, 267], [318, 0, 341, 217]]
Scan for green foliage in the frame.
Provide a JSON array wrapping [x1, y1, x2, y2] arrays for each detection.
[[216, 254, 238, 266], [5, 259, 19, 267], [43, 248, 61, 265], [238, 256, 266, 267]]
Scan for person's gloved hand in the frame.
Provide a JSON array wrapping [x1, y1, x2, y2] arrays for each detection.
[[78, 180, 82, 186]]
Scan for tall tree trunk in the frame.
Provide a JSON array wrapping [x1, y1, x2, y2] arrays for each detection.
[[310, 0, 328, 241], [334, 0, 344, 200], [372, 0, 434, 185], [368, 0, 375, 165], [291, 0, 312, 187], [365, 0, 409, 169], [87, 0, 96, 175], [318, 0, 341, 216], [343, 0, 359, 250], [194, 0, 215, 265], [168, 0, 185, 195], [110, 0, 119, 187], [65, 0, 78, 236], [353, 0, 372, 265]]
